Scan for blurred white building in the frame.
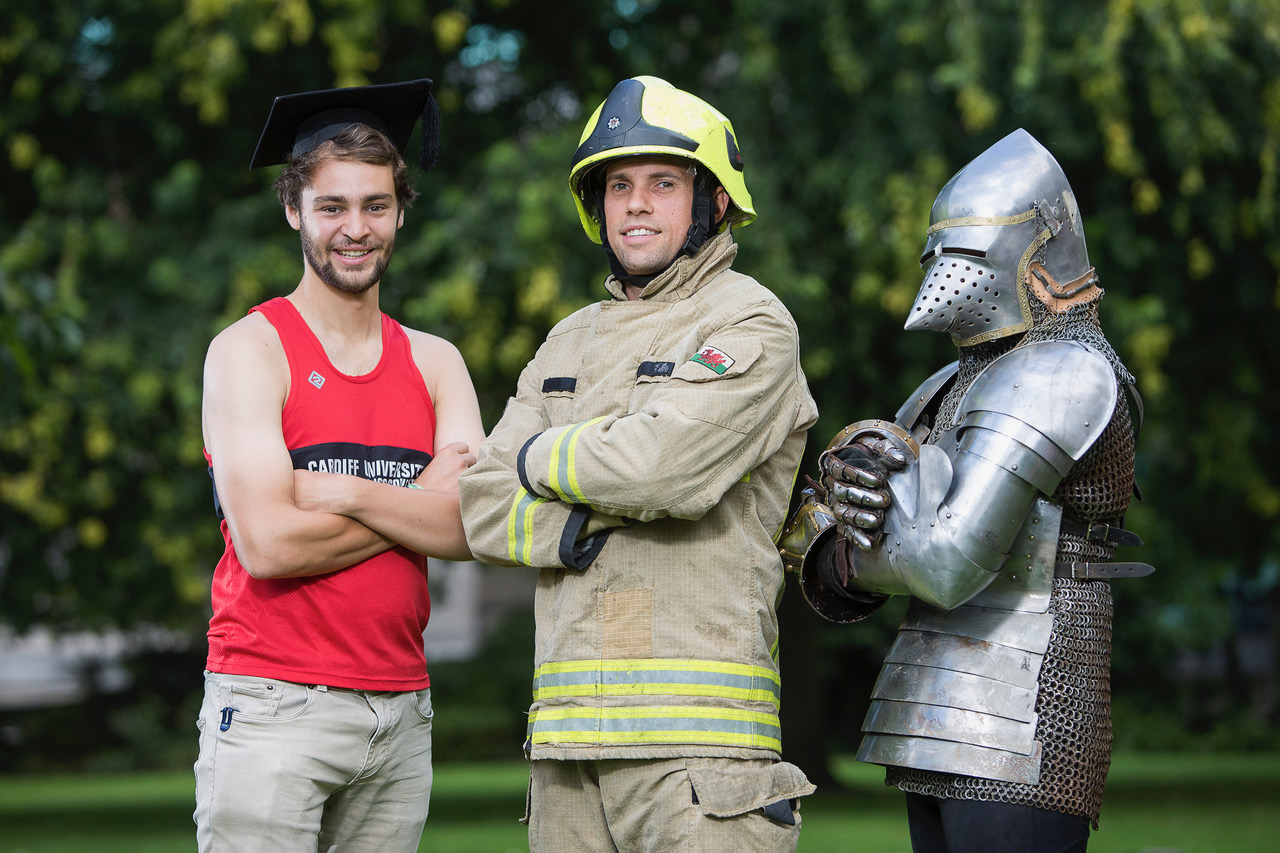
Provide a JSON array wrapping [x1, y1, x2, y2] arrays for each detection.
[[0, 561, 536, 710]]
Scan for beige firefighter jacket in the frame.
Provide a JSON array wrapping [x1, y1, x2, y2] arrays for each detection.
[[459, 232, 818, 761]]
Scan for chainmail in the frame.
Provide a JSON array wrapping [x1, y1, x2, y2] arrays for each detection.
[[886, 288, 1134, 827]]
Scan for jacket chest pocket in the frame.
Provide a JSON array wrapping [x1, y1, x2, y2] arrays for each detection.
[[540, 376, 578, 424], [630, 360, 677, 411]]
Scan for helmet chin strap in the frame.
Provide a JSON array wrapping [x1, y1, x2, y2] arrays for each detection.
[[596, 172, 721, 290], [678, 173, 718, 258]]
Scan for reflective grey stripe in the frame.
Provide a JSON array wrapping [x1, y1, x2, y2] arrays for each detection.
[[545, 418, 606, 503], [507, 489, 548, 566]]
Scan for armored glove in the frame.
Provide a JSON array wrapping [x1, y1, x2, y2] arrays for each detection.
[[779, 419, 920, 622], [819, 436, 907, 551]]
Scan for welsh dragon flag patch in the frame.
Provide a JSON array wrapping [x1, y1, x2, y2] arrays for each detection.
[[690, 345, 734, 375]]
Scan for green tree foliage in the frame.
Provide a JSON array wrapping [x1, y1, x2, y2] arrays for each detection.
[[1, 0, 1277, 752]]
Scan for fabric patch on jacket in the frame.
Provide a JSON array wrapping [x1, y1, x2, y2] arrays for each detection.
[[542, 377, 577, 393], [690, 346, 735, 375], [637, 361, 675, 378], [599, 588, 654, 659]]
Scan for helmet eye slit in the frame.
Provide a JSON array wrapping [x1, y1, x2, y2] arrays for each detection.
[[941, 246, 987, 259], [921, 245, 987, 267]]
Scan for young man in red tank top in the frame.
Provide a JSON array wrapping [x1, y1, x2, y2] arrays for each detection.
[[195, 78, 484, 853]]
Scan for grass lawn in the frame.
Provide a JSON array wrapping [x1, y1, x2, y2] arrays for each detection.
[[0, 753, 1275, 852]]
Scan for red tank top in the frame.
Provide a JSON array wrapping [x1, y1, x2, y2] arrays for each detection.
[[204, 297, 437, 690]]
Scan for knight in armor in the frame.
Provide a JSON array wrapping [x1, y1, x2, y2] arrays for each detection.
[[779, 129, 1152, 852]]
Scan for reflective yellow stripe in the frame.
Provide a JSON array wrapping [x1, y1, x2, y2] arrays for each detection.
[[507, 489, 548, 565], [533, 658, 781, 705], [527, 705, 782, 752], [547, 428, 572, 501], [547, 418, 606, 503], [565, 417, 605, 501]]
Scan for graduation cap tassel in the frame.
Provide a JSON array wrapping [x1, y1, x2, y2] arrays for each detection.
[[420, 93, 441, 172]]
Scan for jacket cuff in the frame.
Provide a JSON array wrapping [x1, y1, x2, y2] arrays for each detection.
[[516, 432, 542, 497], [558, 504, 611, 570]]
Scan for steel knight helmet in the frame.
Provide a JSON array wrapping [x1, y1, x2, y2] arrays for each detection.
[[909, 129, 1094, 346], [568, 76, 756, 245]]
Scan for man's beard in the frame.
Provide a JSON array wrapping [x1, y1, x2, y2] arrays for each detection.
[[300, 227, 394, 294]]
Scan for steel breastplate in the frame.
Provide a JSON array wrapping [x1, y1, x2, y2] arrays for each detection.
[[855, 495, 1062, 785]]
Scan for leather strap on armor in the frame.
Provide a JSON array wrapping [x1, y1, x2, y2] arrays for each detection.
[[1054, 560, 1155, 579], [1058, 518, 1143, 547]]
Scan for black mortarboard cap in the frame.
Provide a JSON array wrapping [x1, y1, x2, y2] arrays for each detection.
[[249, 78, 440, 171]]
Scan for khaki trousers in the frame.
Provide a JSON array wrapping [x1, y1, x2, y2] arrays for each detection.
[[527, 756, 811, 853], [194, 672, 433, 853]]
